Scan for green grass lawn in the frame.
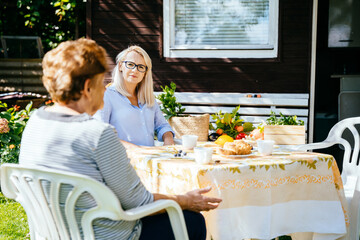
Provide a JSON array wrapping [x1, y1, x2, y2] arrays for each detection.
[[0, 192, 29, 240]]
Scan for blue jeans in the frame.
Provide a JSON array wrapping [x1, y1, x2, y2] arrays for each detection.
[[139, 210, 206, 240]]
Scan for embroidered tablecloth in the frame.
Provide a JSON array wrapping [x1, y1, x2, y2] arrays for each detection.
[[127, 146, 348, 240]]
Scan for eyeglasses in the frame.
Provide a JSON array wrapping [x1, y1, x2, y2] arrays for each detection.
[[121, 61, 148, 73]]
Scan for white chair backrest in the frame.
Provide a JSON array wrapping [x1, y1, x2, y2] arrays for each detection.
[[324, 117, 360, 179], [1, 164, 126, 240], [0, 164, 189, 240], [294, 116, 360, 180]]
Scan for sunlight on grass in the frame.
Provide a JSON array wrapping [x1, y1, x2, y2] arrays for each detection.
[[0, 192, 29, 240]]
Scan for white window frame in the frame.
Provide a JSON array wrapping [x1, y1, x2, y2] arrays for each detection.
[[163, 0, 279, 59]]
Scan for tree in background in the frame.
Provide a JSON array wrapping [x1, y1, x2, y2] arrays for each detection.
[[0, 0, 85, 53]]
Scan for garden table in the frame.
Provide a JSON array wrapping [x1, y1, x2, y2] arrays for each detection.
[[127, 145, 348, 240]]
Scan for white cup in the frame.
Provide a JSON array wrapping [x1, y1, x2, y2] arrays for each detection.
[[257, 140, 275, 155], [182, 135, 198, 149], [194, 147, 213, 164]]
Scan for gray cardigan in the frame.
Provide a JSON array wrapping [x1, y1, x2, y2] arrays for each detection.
[[19, 107, 154, 240]]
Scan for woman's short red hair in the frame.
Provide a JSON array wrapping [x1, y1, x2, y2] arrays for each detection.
[[42, 38, 108, 103]]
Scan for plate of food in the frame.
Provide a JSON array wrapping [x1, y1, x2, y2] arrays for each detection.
[[217, 140, 254, 158], [222, 152, 257, 158], [242, 139, 257, 147]]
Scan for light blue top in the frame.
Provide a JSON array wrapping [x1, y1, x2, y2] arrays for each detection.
[[94, 85, 174, 146]]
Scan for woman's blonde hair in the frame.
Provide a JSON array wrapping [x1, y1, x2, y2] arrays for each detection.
[[112, 45, 155, 107], [42, 38, 108, 103]]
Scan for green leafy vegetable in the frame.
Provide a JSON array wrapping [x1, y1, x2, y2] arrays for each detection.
[[156, 82, 186, 120], [266, 111, 304, 125]]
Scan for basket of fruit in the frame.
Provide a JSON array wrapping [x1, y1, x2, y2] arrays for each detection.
[[209, 106, 255, 146]]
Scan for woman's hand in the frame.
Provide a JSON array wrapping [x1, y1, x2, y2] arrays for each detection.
[[163, 131, 175, 146], [152, 187, 222, 214], [180, 187, 222, 212]]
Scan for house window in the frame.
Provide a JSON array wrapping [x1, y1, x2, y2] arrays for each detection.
[[163, 0, 279, 58]]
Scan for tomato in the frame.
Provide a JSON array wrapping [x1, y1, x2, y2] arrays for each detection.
[[236, 133, 247, 140]]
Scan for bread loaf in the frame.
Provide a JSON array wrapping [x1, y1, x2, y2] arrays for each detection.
[[218, 147, 236, 155], [218, 140, 252, 155]]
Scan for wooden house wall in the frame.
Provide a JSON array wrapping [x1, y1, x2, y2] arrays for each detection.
[[88, 0, 313, 93]]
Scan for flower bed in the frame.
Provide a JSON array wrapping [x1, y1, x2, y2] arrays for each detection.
[[0, 100, 34, 164]]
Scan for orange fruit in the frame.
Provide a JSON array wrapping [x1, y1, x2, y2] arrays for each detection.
[[235, 125, 244, 132], [216, 129, 224, 135]]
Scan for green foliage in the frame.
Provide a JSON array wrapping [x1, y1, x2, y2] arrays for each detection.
[[266, 111, 304, 126], [211, 106, 255, 138], [54, 0, 73, 21], [156, 82, 186, 120], [0, 193, 29, 239], [0, 0, 85, 52], [0, 101, 34, 164], [242, 122, 255, 132]]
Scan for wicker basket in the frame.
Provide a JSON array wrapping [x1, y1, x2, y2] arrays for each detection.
[[169, 114, 210, 141]]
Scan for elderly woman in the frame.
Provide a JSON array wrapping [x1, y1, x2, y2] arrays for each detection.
[[19, 39, 221, 240], [94, 46, 174, 148]]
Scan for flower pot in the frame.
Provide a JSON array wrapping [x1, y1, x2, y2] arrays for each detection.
[[168, 114, 210, 141], [264, 125, 305, 145]]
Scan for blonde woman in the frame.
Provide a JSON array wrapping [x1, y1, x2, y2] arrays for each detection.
[[19, 39, 221, 240], [95, 46, 174, 147]]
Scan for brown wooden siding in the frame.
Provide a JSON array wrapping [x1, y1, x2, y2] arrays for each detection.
[[88, 0, 313, 94], [0, 59, 46, 94]]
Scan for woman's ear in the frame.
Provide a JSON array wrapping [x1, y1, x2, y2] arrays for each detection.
[[83, 79, 91, 97], [119, 62, 123, 72]]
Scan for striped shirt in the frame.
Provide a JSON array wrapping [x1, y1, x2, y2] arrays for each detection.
[[19, 107, 154, 240]]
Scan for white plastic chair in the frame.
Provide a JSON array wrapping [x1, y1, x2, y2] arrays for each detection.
[[291, 116, 360, 187], [291, 116, 360, 239], [0, 163, 189, 240]]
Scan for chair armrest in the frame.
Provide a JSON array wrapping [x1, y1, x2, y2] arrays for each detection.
[[124, 199, 182, 220], [289, 141, 337, 151], [125, 199, 189, 240]]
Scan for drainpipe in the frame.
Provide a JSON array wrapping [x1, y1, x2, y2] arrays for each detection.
[[309, 0, 318, 143]]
